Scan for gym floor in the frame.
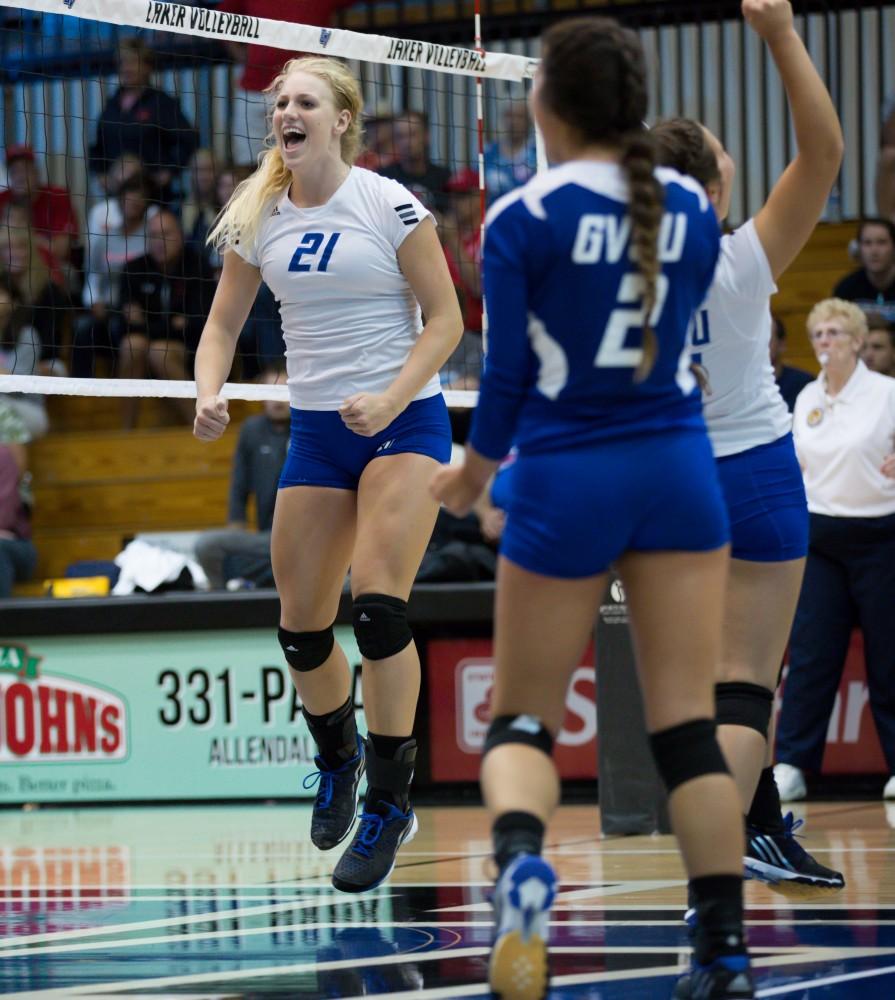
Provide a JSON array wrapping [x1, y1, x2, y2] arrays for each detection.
[[1, 800, 893, 997]]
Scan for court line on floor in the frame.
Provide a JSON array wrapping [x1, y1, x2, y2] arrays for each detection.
[[0, 894, 394, 949], [6, 945, 892, 998], [6, 916, 894, 958], [328, 949, 895, 1000], [757, 962, 895, 995]]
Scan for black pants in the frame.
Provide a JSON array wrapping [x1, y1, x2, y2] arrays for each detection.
[[776, 512, 895, 772]]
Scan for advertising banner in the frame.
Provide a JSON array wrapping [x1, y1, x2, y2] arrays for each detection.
[[0, 629, 364, 804], [427, 638, 597, 782], [427, 631, 886, 784]]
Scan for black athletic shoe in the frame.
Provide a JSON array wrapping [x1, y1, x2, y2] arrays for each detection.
[[674, 955, 755, 998], [302, 735, 365, 851], [331, 800, 418, 893], [744, 812, 845, 888]]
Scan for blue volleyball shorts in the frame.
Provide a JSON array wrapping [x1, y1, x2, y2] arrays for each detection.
[[490, 430, 730, 579], [715, 432, 808, 562], [279, 394, 452, 491]]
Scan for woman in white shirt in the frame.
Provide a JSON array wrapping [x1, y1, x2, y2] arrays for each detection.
[[776, 298, 895, 801], [193, 56, 462, 895]]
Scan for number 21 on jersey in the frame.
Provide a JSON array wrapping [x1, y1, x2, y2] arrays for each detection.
[[288, 232, 341, 273]]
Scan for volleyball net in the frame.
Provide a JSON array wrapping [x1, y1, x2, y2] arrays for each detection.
[[0, 0, 538, 410]]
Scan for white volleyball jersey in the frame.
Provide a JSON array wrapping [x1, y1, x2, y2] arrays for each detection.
[[793, 362, 895, 517], [232, 166, 441, 410], [691, 219, 792, 457]]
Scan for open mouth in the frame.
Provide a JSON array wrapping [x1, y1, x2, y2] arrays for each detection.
[[282, 128, 306, 151]]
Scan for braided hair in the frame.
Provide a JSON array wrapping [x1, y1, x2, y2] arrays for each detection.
[[652, 118, 721, 190], [541, 18, 664, 381]]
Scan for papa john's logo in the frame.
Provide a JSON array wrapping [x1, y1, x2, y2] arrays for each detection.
[[0, 645, 127, 763]]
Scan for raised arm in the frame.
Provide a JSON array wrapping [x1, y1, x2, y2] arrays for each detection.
[[193, 249, 262, 441], [747, 0, 844, 280]]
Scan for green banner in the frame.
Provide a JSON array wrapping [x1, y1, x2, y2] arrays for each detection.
[[0, 629, 364, 804]]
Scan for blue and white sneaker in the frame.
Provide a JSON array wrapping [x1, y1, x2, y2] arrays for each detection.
[[302, 736, 365, 851], [745, 812, 845, 888], [489, 853, 557, 1000], [674, 954, 755, 998], [331, 800, 418, 893]]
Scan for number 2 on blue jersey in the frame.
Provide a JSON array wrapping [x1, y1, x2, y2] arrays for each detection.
[[288, 232, 341, 273]]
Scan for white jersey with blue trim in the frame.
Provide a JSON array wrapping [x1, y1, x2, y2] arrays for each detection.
[[468, 160, 720, 461], [231, 166, 440, 411], [693, 219, 792, 457]]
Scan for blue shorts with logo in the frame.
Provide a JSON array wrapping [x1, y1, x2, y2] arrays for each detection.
[[490, 430, 730, 579], [279, 394, 452, 491], [715, 433, 808, 562]]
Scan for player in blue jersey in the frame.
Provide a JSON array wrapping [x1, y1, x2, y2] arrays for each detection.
[[432, 17, 754, 1000], [654, 0, 844, 891], [194, 57, 462, 894]]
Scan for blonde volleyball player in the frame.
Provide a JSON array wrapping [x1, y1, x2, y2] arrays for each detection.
[[193, 57, 462, 893], [654, 0, 845, 889]]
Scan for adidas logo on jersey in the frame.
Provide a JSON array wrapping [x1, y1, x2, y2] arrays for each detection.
[[271, 206, 281, 216], [358, 612, 371, 622], [376, 439, 396, 452], [394, 203, 419, 226]]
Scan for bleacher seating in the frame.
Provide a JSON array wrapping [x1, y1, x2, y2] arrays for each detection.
[[19, 400, 260, 592]]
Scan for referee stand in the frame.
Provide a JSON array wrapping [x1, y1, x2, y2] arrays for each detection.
[[596, 575, 671, 835]]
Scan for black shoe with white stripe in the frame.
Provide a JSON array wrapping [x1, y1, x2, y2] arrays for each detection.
[[744, 812, 845, 888]]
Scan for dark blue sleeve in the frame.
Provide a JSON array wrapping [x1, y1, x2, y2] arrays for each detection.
[[467, 204, 538, 460]]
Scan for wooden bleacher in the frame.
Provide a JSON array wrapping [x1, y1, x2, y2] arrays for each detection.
[[13, 222, 857, 597], [20, 398, 261, 593]]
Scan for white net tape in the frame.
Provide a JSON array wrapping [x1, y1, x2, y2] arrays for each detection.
[[1, 0, 537, 83], [0, 373, 478, 408]]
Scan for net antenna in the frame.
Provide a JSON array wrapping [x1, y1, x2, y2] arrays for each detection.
[[0, 0, 537, 408]]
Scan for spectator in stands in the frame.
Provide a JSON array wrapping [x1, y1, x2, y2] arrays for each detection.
[[483, 100, 537, 205], [0, 401, 36, 599], [877, 96, 895, 222], [182, 148, 220, 264], [74, 170, 158, 378], [88, 37, 199, 206], [216, 0, 355, 165], [194, 368, 290, 589], [440, 167, 483, 389], [118, 209, 216, 427], [356, 108, 396, 172], [775, 298, 895, 802], [0, 144, 79, 273], [862, 311, 895, 376], [0, 276, 48, 438], [833, 218, 895, 323], [770, 313, 813, 411], [381, 110, 452, 215], [83, 152, 145, 245], [0, 222, 71, 374]]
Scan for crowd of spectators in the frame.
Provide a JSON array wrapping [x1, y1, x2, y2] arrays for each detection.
[[0, 26, 541, 431]]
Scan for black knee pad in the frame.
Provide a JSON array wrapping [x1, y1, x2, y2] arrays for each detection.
[[278, 625, 334, 672], [352, 593, 413, 661], [649, 718, 729, 795], [715, 681, 774, 740], [483, 714, 554, 758]]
